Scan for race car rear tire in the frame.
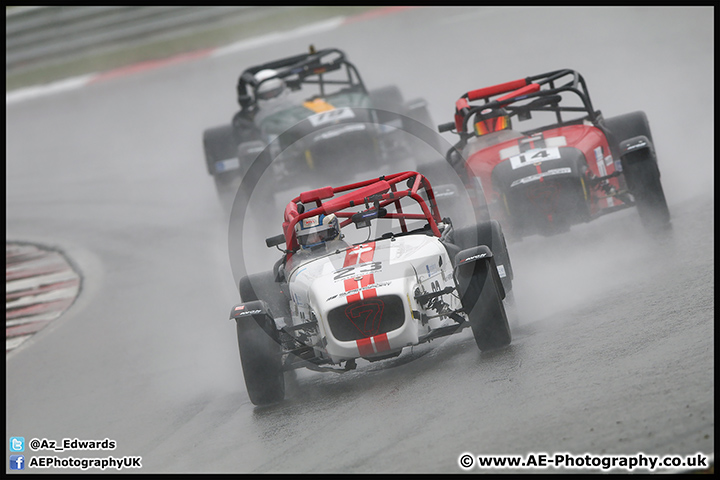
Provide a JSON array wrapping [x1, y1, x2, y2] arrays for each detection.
[[455, 251, 511, 352], [235, 311, 285, 406]]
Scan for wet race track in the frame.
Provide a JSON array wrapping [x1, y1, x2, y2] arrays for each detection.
[[6, 7, 713, 473]]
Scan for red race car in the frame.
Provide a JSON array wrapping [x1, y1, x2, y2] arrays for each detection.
[[438, 69, 671, 240]]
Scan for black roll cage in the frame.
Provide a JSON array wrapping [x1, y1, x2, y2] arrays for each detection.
[[235, 47, 367, 113]]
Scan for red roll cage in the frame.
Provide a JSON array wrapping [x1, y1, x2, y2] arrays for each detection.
[[281, 171, 443, 252], [439, 69, 599, 137]]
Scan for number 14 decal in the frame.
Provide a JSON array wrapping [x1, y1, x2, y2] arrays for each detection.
[[509, 147, 561, 170]]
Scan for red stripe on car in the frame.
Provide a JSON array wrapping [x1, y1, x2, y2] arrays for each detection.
[[373, 333, 390, 352], [343, 243, 377, 303], [356, 337, 374, 356], [360, 274, 376, 299], [343, 247, 361, 267]]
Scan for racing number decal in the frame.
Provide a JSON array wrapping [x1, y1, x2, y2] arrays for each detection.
[[307, 107, 355, 127], [509, 147, 561, 170], [333, 262, 382, 282]]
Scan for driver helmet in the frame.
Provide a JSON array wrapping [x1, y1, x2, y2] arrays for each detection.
[[255, 69, 286, 101], [295, 213, 340, 249], [474, 107, 511, 136]]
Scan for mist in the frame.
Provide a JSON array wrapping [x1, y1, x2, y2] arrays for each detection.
[[6, 7, 712, 473]]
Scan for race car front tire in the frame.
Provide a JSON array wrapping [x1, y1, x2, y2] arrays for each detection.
[[204, 124, 240, 211], [621, 148, 671, 232], [452, 220, 513, 294], [203, 124, 237, 176], [602, 111, 671, 231], [235, 311, 285, 406], [454, 248, 511, 352]]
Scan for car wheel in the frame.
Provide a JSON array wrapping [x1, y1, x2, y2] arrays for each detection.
[[235, 312, 285, 406], [204, 125, 240, 209], [454, 251, 511, 352], [203, 124, 237, 175], [602, 110, 655, 148], [236, 273, 290, 406], [453, 220, 513, 294], [622, 148, 671, 231], [602, 111, 671, 231]]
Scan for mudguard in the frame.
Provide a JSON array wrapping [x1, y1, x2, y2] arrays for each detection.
[[451, 220, 513, 293], [454, 245, 505, 299], [619, 135, 654, 158], [454, 244, 493, 267], [453, 245, 506, 317], [231, 299, 283, 344], [230, 300, 272, 322]]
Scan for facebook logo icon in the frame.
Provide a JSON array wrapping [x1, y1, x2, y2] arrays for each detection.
[[10, 437, 25, 452], [10, 455, 25, 470]]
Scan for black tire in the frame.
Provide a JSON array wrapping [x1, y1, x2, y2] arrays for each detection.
[[601, 111, 655, 152], [452, 220, 513, 294], [235, 312, 285, 406], [455, 255, 511, 351], [203, 124, 237, 176], [602, 111, 671, 231], [204, 125, 241, 210], [622, 148, 671, 230]]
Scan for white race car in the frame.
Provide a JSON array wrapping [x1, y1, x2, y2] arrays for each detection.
[[231, 171, 515, 405]]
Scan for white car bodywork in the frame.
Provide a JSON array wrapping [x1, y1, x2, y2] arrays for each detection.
[[230, 171, 514, 405], [285, 233, 461, 364]]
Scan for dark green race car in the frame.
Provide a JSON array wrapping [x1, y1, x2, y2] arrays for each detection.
[[202, 46, 443, 215]]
